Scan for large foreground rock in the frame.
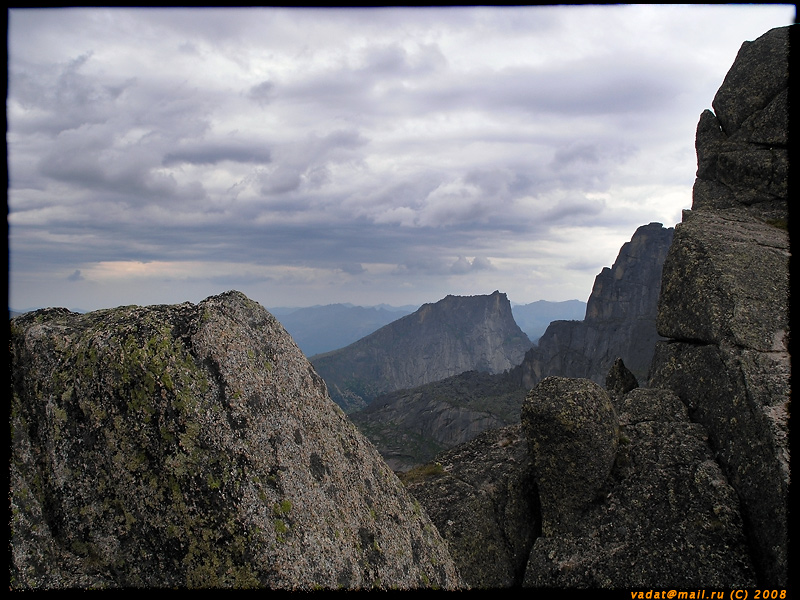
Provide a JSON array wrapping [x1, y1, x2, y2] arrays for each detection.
[[649, 25, 790, 587], [10, 291, 463, 590], [520, 377, 618, 536]]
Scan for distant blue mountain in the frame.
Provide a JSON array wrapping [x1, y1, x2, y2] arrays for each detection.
[[270, 303, 417, 357], [511, 299, 587, 344]]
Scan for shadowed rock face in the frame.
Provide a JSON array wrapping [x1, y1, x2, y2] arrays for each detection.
[[350, 368, 525, 472], [522, 383, 756, 589], [519, 222, 674, 387], [311, 290, 532, 413], [403, 425, 538, 590], [409, 375, 756, 589], [649, 25, 790, 587], [10, 291, 463, 590]]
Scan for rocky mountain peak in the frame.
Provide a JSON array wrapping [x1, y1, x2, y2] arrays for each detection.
[[520, 222, 673, 386], [311, 291, 532, 413]]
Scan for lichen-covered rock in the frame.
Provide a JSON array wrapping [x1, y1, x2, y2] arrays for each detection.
[[520, 377, 618, 536], [9, 291, 463, 590], [649, 25, 790, 587], [523, 387, 756, 588], [402, 425, 538, 589]]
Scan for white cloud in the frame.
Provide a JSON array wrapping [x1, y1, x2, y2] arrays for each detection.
[[7, 5, 795, 312]]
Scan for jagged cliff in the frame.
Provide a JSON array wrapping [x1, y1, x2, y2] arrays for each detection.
[[311, 291, 532, 413], [520, 222, 674, 387], [9, 291, 463, 590], [405, 25, 790, 589], [648, 25, 791, 588]]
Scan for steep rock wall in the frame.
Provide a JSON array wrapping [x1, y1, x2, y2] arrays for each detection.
[[648, 25, 791, 587], [520, 222, 674, 386]]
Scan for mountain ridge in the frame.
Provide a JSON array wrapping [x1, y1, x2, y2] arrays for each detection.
[[311, 291, 532, 413]]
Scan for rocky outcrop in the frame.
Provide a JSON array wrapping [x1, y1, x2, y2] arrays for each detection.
[[648, 25, 790, 587], [409, 375, 756, 589], [520, 222, 674, 387], [520, 377, 619, 537], [403, 26, 790, 588], [312, 291, 532, 412], [9, 291, 463, 590], [521, 380, 756, 588], [402, 425, 538, 589]]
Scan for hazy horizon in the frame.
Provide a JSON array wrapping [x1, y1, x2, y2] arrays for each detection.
[[10, 292, 587, 315]]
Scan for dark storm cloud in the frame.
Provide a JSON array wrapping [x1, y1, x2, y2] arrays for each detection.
[[163, 145, 272, 166], [248, 80, 276, 106]]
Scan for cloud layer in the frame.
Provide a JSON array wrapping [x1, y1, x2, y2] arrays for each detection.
[[7, 6, 795, 311]]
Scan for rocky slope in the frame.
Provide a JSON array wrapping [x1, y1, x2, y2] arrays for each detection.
[[405, 25, 790, 588], [520, 378, 756, 588], [648, 25, 791, 587], [519, 222, 674, 386], [402, 425, 538, 588], [350, 369, 525, 471], [311, 291, 532, 413], [9, 291, 463, 590], [407, 374, 756, 589]]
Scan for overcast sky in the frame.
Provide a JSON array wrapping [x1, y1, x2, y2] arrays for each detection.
[[7, 5, 796, 312]]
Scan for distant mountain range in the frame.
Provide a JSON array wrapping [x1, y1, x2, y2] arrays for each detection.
[[269, 299, 587, 358], [511, 300, 586, 344], [269, 303, 417, 357]]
